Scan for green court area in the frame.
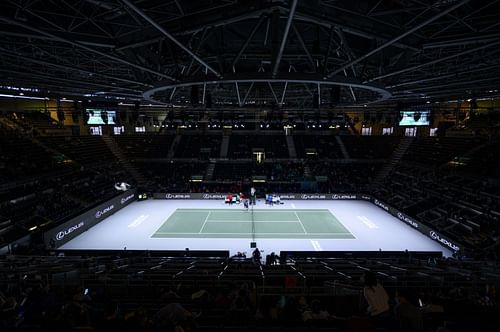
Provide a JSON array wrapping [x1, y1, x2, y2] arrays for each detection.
[[151, 208, 355, 239]]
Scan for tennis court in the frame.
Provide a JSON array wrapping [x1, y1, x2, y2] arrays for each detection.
[[151, 208, 355, 239], [60, 199, 452, 256]]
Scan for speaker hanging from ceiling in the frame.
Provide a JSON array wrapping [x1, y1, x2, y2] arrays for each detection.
[[191, 85, 199, 105], [331, 86, 341, 104], [206, 92, 212, 108]]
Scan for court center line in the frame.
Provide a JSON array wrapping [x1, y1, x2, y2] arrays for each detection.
[[199, 211, 212, 233], [293, 211, 308, 235]]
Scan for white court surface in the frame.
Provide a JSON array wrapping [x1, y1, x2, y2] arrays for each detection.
[[60, 199, 453, 257]]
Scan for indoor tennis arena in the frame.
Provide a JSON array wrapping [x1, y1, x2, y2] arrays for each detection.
[[1, 1, 499, 331]]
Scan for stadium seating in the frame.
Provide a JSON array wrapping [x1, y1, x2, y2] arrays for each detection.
[[228, 135, 289, 159], [403, 137, 484, 166], [1, 251, 498, 332], [114, 134, 175, 159], [1, 111, 500, 332], [174, 134, 222, 158], [341, 136, 401, 159], [293, 135, 343, 159]]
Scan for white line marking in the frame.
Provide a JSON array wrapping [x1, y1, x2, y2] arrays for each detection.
[[175, 209, 326, 213], [293, 211, 308, 234], [357, 215, 379, 229], [291, 203, 296, 209], [205, 220, 301, 223], [327, 209, 357, 240], [154, 232, 352, 235], [311, 240, 323, 251], [199, 211, 211, 233], [128, 215, 149, 228]]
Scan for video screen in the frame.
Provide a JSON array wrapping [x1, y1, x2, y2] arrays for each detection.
[[86, 108, 116, 125], [399, 111, 430, 126]]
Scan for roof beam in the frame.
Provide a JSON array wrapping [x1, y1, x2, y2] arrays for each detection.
[[295, 12, 420, 52], [231, 14, 266, 69], [115, 37, 165, 52], [388, 63, 500, 88], [0, 48, 151, 87], [328, 0, 470, 77], [0, 68, 141, 93], [120, 0, 222, 78], [272, 0, 298, 77], [370, 39, 500, 82], [0, 30, 115, 48], [0, 16, 176, 81], [292, 24, 316, 71]]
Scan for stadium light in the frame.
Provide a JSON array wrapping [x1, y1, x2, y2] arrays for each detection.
[[0, 93, 49, 100]]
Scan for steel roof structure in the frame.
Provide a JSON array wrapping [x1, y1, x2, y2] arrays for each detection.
[[1, 0, 499, 109]]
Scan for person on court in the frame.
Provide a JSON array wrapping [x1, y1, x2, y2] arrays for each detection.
[[250, 187, 256, 205]]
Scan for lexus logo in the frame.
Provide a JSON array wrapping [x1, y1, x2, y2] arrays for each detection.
[[56, 221, 84, 241], [429, 231, 460, 251], [121, 194, 134, 204], [95, 205, 114, 219]]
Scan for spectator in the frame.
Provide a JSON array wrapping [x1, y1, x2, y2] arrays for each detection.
[[252, 248, 262, 264], [302, 299, 330, 321], [155, 292, 197, 332], [362, 271, 389, 317], [394, 288, 424, 332]]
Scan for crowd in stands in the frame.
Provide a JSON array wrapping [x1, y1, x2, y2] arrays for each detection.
[[1, 251, 499, 332]]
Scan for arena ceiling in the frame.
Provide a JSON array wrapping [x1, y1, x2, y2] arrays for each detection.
[[0, 0, 499, 109]]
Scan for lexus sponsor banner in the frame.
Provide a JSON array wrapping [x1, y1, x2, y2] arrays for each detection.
[[370, 197, 462, 252], [44, 189, 137, 248], [153, 193, 360, 200]]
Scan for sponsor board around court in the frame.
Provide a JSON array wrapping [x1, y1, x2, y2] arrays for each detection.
[[370, 197, 461, 252], [153, 193, 360, 200], [44, 189, 137, 248]]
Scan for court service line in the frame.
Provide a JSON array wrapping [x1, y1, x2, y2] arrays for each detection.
[[206, 220, 301, 223], [199, 211, 212, 234], [293, 211, 308, 235]]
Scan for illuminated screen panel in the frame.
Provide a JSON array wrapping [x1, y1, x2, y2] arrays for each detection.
[[86, 108, 116, 125], [399, 111, 430, 126]]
